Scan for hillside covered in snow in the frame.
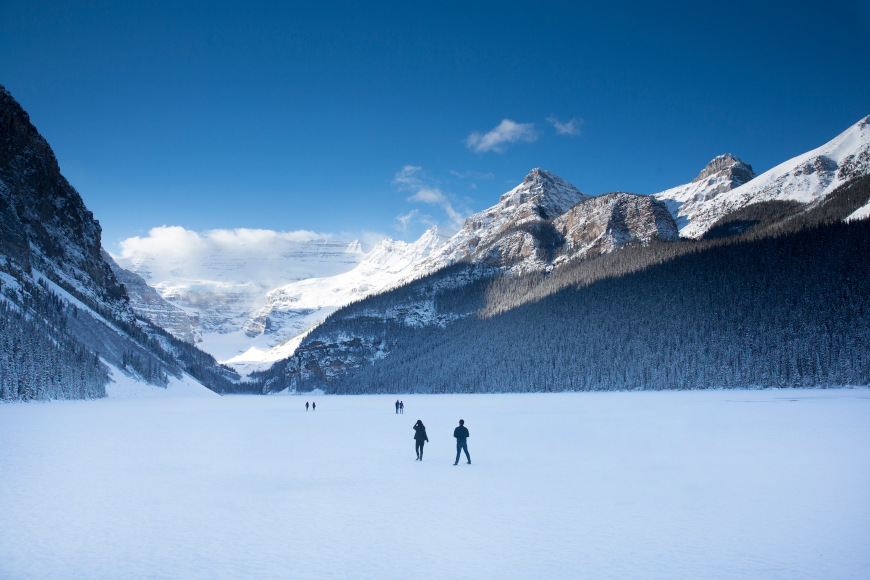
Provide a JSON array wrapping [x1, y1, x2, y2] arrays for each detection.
[[655, 116, 870, 238]]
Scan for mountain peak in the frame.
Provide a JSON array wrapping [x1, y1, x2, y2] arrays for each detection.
[[499, 168, 588, 218], [523, 167, 557, 184], [693, 154, 755, 184]]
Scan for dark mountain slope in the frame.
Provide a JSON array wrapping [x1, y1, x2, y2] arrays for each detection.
[[0, 84, 242, 400]]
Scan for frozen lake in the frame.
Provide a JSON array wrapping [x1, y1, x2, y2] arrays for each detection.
[[1, 389, 869, 579]]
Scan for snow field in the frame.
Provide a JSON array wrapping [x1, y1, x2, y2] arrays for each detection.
[[0, 389, 868, 579]]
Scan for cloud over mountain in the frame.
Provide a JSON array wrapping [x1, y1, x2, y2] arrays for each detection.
[[466, 119, 538, 153], [392, 166, 465, 231], [547, 116, 583, 136]]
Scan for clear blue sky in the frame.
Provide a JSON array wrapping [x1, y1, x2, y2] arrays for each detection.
[[2, 0, 868, 251]]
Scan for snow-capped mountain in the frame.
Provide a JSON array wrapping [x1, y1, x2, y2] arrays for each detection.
[[423, 168, 590, 271], [656, 115, 870, 238], [653, 154, 756, 232], [113, 233, 367, 359], [225, 226, 452, 368], [417, 168, 677, 275], [104, 251, 200, 345], [268, 171, 682, 391], [120, 168, 680, 370]]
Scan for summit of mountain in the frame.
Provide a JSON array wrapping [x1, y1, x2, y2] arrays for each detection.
[[424, 168, 590, 270], [653, 153, 757, 233]]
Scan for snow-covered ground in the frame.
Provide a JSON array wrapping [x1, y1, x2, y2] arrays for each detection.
[[1, 389, 868, 579], [103, 365, 220, 399]]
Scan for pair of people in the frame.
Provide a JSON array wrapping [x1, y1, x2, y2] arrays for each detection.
[[412, 419, 470, 464], [395, 400, 404, 414], [305, 401, 315, 411]]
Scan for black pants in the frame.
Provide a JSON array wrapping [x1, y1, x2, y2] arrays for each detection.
[[415, 440, 425, 458], [455, 441, 470, 463]]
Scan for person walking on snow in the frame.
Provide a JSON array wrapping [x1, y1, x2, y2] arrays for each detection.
[[399, 401, 404, 414], [305, 401, 309, 412], [453, 419, 470, 465], [395, 400, 400, 414], [312, 401, 316, 411], [413, 420, 429, 460]]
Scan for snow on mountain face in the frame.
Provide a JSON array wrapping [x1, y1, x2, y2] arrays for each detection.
[[226, 226, 452, 367], [693, 153, 756, 184], [653, 153, 756, 232], [113, 233, 367, 360], [104, 252, 200, 345], [425, 168, 590, 270], [656, 116, 870, 238], [416, 169, 677, 275]]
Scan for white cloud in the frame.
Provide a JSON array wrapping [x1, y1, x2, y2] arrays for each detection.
[[395, 210, 420, 233], [409, 187, 446, 205], [547, 116, 583, 137], [448, 169, 495, 181], [465, 119, 538, 153], [118, 226, 327, 259], [392, 167, 467, 232], [114, 226, 342, 288], [392, 165, 424, 188]]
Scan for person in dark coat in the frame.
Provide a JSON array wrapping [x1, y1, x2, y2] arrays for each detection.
[[312, 401, 316, 411], [395, 400, 400, 414], [305, 401, 309, 412], [453, 419, 470, 465], [413, 420, 429, 460]]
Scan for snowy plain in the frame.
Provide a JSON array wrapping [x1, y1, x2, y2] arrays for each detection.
[[1, 389, 868, 579]]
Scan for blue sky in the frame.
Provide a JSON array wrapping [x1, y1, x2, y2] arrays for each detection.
[[1, 0, 868, 252]]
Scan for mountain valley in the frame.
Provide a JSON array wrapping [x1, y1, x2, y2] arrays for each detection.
[[2, 81, 869, 399]]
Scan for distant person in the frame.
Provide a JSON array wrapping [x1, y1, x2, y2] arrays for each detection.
[[312, 401, 316, 411], [413, 420, 429, 460], [305, 401, 309, 412], [395, 400, 400, 414], [399, 401, 404, 414], [453, 419, 470, 465]]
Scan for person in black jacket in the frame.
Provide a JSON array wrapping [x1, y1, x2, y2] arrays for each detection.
[[453, 419, 470, 465], [413, 420, 429, 460]]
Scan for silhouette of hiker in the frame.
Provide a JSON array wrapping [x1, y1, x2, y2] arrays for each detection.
[[305, 401, 309, 412], [312, 401, 316, 411], [413, 420, 429, 460], [399, 401, 404, 414], [395, 400, 400, 414], [453, 419, 470, 465]]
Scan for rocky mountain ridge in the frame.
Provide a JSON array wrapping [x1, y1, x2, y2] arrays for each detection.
[[656, 116, 870, 238], [0, 85, 128, 318], [0, 84, 238, 399]]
